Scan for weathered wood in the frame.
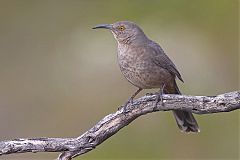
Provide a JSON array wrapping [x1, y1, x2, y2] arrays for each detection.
[[0, 91, 239, 160]]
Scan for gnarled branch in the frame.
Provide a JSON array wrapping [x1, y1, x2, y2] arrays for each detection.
[[0, 91, 239, 160]]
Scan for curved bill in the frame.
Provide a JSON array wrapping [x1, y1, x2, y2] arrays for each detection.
[[92, 24, 112, 30]]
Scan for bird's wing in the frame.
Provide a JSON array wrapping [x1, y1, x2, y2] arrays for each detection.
[[148, 41, 184, 82]]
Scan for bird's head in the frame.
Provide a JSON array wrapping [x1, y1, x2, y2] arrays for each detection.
[[93, 21, 147, 45]]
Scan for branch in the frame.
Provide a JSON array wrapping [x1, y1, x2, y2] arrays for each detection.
[[0, 91, 239, 160]]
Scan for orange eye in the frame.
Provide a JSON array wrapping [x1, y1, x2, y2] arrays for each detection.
[[118, 26, 125, 31]]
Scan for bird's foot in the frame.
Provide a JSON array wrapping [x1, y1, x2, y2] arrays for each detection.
[[118, 88, 142, 113], [118, 97, 133, 113], [153, 93, 163, 111], [153, 84, 165, 111]]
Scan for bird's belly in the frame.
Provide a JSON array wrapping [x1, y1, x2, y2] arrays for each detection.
[[119, 64, 173, 89]]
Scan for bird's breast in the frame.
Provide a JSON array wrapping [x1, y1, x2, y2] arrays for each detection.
[[117, 46, 173, 89]]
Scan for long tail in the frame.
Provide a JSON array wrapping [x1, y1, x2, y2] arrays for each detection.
[[166, 81, 200, 133], [172, 110, 200, 133]]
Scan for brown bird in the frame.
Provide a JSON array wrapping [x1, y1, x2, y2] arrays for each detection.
[[93, 21, 199, 133]]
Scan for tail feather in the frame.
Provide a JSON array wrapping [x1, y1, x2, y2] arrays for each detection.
[[166, 80, 200, 133], [173, 110, 200, 133]]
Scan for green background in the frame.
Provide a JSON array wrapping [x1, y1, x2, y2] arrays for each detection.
[[0, 0, 239, 159]]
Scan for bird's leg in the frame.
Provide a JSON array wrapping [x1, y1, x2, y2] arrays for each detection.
[[119, 88, 142, 112], [154, 83, 166, 110]]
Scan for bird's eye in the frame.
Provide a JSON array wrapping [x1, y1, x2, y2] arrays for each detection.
[[118, 26, 125, 31]]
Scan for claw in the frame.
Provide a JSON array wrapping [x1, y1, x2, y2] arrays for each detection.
[[119, 88, 142, 113], [153, 83, 165, 110], [146, 92, 153, 96], [118, 97, 133, 113]]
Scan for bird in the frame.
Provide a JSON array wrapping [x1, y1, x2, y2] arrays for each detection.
[[93, 21, 199, 133]]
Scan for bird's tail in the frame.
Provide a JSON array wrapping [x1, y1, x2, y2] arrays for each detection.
[[172, 110, 200, 133], [166, 81, 200, 133]]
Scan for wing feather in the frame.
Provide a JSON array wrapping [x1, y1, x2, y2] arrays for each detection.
[[148, 41, 184, 82]]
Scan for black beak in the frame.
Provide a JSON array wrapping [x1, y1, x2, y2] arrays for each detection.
[[92, 24, 112, 30]]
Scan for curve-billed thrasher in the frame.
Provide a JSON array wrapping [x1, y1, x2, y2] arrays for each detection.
[[93, 21, 199, 133]]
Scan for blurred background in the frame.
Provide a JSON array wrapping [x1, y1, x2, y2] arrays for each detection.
[[0, 0, 239, 159]]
